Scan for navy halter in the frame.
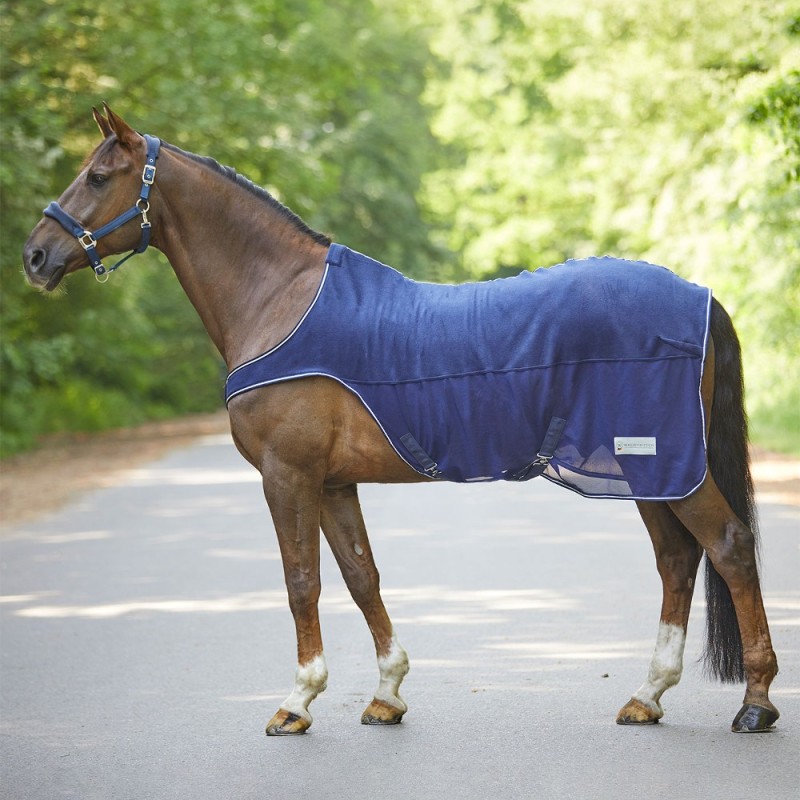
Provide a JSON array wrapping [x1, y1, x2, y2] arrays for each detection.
[[43, 134, 161, 280]]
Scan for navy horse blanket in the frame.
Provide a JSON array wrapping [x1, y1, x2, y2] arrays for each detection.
[[226, 243, 712, 500]]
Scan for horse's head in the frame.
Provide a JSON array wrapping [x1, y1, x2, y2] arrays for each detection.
[[23, 105, 156, 291]]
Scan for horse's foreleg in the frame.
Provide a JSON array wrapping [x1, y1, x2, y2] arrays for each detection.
[[262, 470, 327, 736], [669, 478, 779, 732], [320, 484, 409, 725], [617, 501, 702, 725]]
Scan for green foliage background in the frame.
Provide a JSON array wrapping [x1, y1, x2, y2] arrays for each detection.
[[1, 0, 798, 455]]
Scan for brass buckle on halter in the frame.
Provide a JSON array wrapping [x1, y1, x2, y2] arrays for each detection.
[[78, 230, 97, 250]]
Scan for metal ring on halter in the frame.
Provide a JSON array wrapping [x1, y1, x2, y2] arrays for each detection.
[[137, 199, 151, 227]]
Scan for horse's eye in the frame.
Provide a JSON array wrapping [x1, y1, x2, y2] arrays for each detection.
[[88, 172, 108, 187]]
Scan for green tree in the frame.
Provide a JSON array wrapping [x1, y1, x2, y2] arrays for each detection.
[[1, 0, 440, 454], [3, 0, 797, 456], [418, 0, 799, 450]]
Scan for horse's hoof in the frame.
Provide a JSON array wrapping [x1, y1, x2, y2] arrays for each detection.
[[616, 698, 661, 725], [731, 704, 779, 733], [361, 698, 405, 725], [266, 709, 311, 736]]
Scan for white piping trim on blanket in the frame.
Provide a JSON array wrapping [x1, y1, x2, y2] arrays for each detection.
[[225, 372, 424, 478], [227, 263, 331, 380], [698, 289, 713, 462]]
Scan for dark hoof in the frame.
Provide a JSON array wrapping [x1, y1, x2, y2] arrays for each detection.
[[731, 704, 779, 733]]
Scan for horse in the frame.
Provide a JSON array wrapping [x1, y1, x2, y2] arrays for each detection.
[[22, 105, 779, 735]]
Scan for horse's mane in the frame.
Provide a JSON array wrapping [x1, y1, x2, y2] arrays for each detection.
[[160, 140, 332, 247]]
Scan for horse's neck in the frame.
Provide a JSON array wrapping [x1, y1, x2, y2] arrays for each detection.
[[152, 149, 328, 369]]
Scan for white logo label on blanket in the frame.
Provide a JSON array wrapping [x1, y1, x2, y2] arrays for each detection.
[[614, 437, 657, 455]]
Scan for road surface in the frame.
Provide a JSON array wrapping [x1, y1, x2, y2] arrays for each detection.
[[1, 431, 798, 799]]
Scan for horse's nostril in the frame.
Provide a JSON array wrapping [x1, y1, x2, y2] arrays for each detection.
[[28, 247, 47, 272]]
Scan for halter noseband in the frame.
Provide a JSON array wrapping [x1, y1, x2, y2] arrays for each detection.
[[43, 134, 161, 281]]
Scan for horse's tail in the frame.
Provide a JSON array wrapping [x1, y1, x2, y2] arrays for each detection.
[[702, 297, 756, 683]]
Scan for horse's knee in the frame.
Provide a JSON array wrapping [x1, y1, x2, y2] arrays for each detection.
[[656, 546, 702, 593], [343, 562, 381, 610], [285, 568, 321, 616]]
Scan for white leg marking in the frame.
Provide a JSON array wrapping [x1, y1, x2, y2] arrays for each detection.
[[633, 622, 686, 717], [280, 654, 328, 723], [373, 631, 409, 712]]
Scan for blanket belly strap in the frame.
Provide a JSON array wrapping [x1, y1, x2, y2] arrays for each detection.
[[401, 415, 567, 482], [399, 433, 443, 478], [506, 416, 567, 481]]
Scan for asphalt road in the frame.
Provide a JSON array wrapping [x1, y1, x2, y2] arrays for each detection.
[[1, 432, 798, 800]]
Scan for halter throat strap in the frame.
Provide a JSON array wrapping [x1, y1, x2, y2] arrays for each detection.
[[43, 134, 161, 280]]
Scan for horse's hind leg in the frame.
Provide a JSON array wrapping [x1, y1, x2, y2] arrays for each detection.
[[617, 501, 703, 725], [320, 484, 409, 725], [669, 478, 779, 732]]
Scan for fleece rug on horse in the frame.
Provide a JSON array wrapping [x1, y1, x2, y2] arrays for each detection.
[[226, 243, 712, 500]]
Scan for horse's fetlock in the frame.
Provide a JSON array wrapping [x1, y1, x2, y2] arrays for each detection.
[[296, 654, 328, 694], [743, 645, 778, 681]]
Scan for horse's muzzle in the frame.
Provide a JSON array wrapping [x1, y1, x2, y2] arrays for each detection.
[[23, 234, 68, 291]]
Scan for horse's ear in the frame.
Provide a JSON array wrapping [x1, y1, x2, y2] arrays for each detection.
[[102, 103, 140, 149], [92, 106, 114, 139]]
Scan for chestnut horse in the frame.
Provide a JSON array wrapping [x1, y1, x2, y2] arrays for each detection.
[[23, 107, 779, 735]]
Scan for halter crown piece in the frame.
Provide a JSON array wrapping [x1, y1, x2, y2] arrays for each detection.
[[43, 134, 161, 282]]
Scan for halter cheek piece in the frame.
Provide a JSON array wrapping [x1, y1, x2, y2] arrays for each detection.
[[43, 134, 161, 282]]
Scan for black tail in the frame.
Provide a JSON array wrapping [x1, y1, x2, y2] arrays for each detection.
[[703, 298, 757, 683]]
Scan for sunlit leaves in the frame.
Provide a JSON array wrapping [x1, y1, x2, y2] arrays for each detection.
[[0, 0, 437, 454], [416, 0, 799, 448], [1, 0, 797, 454]]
